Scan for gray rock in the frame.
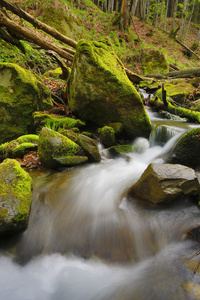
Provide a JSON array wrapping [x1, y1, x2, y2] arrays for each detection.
[[128, 163, 200, 205]]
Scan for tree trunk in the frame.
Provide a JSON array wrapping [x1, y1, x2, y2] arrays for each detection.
[[178, 0, 188, 41], [0, 11, 74, 61], [172, 0, 178, 31], [130, 0, 139, 17], [183, 0, 196, 42], [163, 0, 169, 30], [146, 0, 150, 22], [158, 0, 164, 28], [153, 0, 160, 27], [0, 0, 77, 49], [144, 67, 200, 79]]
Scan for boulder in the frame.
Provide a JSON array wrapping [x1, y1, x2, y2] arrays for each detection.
[[77, 134, 101, 162], [127, 163, 199, 205], [172, 128, 200, 168], [0, 63, 53, 144], [142, 49, 169, 75], [67, 39, 151, 139], [38, 127, 87, 169], [0, 159, 32, 234]]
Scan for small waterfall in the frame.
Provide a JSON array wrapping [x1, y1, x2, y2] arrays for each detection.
[[149, 124, 181, 146]]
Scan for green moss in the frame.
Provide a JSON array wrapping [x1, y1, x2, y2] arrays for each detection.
[[0, 134, 39, 159], [17, 134, 39, 144], [0, 159, 32, 231], [33, 112, 85, 132], [155, 81, 194, 104], [54, 155, 88, 166], [99, 126, 115, 147], [150, 96, 200, 123], [0, 63, 52, 143], [142, 49, 169, 75], [43, 68, 62, 78]]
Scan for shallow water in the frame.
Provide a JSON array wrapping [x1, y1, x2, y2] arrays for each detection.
[[1, 115, 200, 300]]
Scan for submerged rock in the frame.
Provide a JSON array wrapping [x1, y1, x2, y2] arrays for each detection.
[[67, 39, 151, 139], [0, 63, 53, 144], [38, 127, 86, 169], [172, 128, 200, 168], [127, 163, 199, 205], [0, 159, 32, 234]]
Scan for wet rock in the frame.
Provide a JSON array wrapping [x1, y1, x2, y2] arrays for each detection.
[[127, 163, 200, 205], [0, 63, 52, 144], [67, 39, 151, 139], [172, 128, 200, 168], [77, 134, 101, 163], [0, 159, 32, 234]]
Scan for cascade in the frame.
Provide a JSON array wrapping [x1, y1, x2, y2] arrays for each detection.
[[0, 110, 200, 300]]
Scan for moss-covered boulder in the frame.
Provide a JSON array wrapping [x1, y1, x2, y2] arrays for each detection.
[[0, 63, 53, 144], [42, 5, 82, 41], [67, 39, 151, 139], [172, 128, 200, 168], [0, 159, 32, 234], [77, 134, 101, 162], [0, 134, 39, 160], [98, 126, 116, 147], [142, 49, 169, 75], [127, 163, 199, 205], [155, 81, 194, 104], [33, 112, 85, 132], [38, 127, 87, 169]]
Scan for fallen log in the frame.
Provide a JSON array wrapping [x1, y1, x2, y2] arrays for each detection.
[[144, 67, 200, 79], [0, 10, 74, 61], [0, 0, 77, 49]]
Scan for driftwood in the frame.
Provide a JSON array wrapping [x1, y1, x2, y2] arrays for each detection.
[[145, 68, 200, 79]]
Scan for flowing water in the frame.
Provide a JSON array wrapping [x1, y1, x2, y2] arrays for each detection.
[[1, 111, 200, 300]]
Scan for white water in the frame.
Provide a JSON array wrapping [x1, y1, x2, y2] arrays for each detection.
[[1, 117, 200, 300]]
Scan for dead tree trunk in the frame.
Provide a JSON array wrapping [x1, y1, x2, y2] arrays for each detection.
[[0, 0, 77, 49], [0, 10, 74, 61]]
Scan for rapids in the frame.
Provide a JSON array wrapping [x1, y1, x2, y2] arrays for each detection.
[[1, 110, 200, 300]]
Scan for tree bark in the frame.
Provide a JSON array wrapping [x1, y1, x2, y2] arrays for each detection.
[[163, 0, 169, 30], [0, 0, 77, 49], [172, 0, 178, 31], [183, 0, 196, 42], [144, 67, 200, 79], [0, 11, 74, 61], [178, 0, 189, 41]]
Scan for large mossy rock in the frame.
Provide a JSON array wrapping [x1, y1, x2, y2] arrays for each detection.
[[127, 163, 199, 205], [38, 127, 87, 169], [172, 128, 200, 168], [0, 159, 32, 234], [142, 49, 169, 75], [0, 63, 53, 144], [67, 39, 151, 139]]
